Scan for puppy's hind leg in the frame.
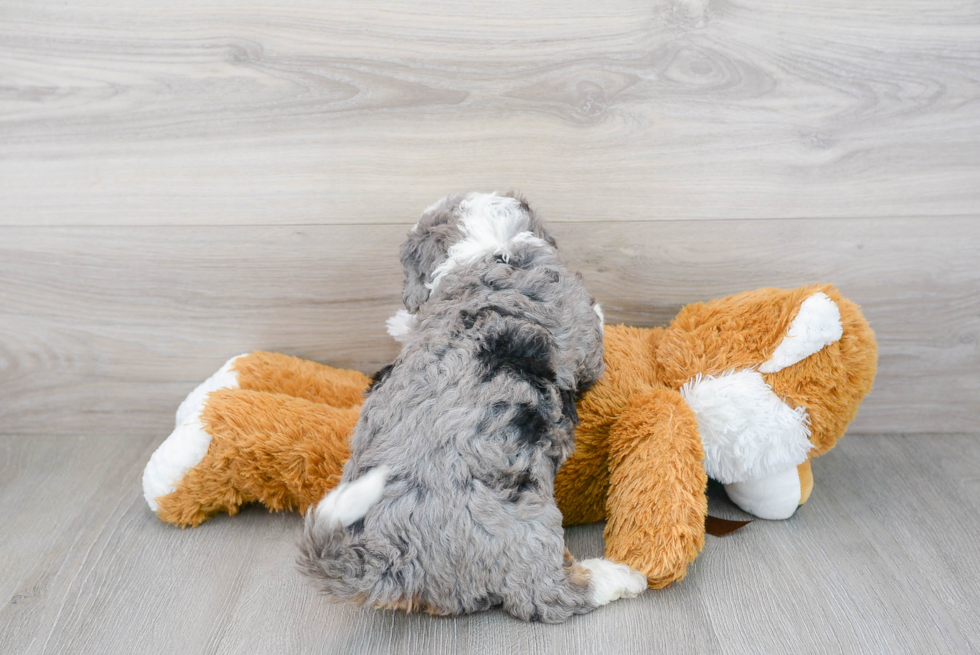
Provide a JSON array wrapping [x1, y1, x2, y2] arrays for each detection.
[[297, 467, 390, 600], [502, 548, 646, 623]]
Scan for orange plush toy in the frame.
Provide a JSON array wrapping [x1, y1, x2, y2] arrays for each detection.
[[143, 284, 876, 588]]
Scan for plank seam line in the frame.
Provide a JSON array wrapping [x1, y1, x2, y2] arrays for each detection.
[[0, 215, 975, 229]]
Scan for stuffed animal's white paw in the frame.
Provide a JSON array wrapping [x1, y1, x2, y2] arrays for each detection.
[[142, 354, 246, 511], [724, 466, 804, 520]]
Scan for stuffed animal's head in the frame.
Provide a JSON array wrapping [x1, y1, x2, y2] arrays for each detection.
[[656, 285, 877, 485]]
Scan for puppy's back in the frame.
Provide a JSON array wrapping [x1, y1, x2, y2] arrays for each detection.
[[299, 193, 643, 620]]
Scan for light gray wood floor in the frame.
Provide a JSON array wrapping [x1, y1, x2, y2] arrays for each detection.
[[2, 433, 977, 655]]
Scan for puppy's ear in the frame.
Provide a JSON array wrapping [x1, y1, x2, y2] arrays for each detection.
[[400, 234, 433, 313], [550, 285, 605, 394], [400, 195, 465, 312]]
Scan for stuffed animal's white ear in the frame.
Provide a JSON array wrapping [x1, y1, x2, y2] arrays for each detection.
[[758, 292, 843, 374]]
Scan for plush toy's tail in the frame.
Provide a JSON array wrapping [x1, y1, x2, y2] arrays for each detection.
[[296, 467, 389, 601]]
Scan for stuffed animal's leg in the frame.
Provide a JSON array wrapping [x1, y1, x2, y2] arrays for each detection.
[[150, 388, 358, 527], [172, 351, 368, 430], [604, 387, 707, 589], [231, 351, 371, 408], [723, 458, 813, 520]]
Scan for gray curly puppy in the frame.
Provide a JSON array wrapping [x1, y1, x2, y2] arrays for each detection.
[[298, 193, 646, 622]]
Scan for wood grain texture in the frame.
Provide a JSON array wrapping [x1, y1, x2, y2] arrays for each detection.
[[1, 217, 976, 435], [2, 3, 976, 650], [1, 0, 979, 225], [1, 433, 977, 654]]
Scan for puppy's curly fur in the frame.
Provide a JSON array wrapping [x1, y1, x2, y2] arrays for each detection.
[[298, 193, 645, 622]]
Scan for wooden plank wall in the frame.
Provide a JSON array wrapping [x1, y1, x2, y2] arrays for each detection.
[[1, 0, 978, 435]]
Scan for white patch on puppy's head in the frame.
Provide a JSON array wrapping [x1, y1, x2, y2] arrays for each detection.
[[426, 192, 548, 293]]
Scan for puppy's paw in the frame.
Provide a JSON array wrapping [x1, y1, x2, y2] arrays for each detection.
[[579, 558, 648, 606]]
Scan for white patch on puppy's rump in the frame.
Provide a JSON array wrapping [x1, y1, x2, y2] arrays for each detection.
[[579, 558, 647, 606], [142, 354, 245, 512], [314, 466, 390, 528]]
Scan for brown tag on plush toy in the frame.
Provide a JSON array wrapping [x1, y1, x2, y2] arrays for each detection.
[[705, 515, 752, 537]]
